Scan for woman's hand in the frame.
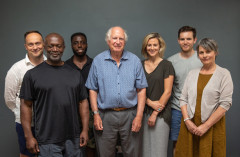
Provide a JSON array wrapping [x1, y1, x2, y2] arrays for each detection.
[[194, 107, 227, 136], [195, 123, 210, 136], [185, 120, 198, 134], [148, 112, 158, 127], [148, 99, 165, 112]]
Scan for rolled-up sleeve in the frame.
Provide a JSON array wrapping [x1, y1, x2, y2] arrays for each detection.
[[179, 73, 190, 107], [218, 70, 233, 111]]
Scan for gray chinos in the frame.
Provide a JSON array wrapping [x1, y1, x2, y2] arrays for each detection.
[[38, 138, 85, 157], [94, 107, 143, 157]]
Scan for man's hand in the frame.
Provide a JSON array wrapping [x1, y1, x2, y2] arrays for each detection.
[[131, 116, 142, 132], [94, 114, 103, 130], [80, 131, 88, 147], [26, 137, 39, 154]]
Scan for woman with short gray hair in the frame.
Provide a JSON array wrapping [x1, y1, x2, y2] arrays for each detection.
[[175, 38, 233, 157]]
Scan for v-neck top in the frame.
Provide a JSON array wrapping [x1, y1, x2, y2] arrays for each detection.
[[142, 59, 175, 126]]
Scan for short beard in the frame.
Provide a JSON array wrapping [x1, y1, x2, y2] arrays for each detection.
[[47, 51, 63, 63], [72, 47, 87, 58], [49, 51, 61, 55]]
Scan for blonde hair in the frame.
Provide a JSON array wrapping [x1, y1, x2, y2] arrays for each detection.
[[141, 33, 166, 58]]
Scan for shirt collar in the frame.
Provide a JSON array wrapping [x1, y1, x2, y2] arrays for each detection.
[[68, 55, 93, 70], [25, 54, 47, 65], [86, 55, 93, 65], [104, 49, 128, 61], [68, 56, 76, 67]]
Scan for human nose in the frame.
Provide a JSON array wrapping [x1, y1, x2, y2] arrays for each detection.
[[203, 52, 207, 57], [52, 46, 58, 51], [77, 43, 82, 47], [116, 38, 120, 44], [32, 44, 38, 49]]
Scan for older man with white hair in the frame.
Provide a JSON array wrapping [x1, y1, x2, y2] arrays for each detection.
[[86, 26, 148, 157]]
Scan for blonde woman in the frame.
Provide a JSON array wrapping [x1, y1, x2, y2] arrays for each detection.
[[141, 33, 174, 157]]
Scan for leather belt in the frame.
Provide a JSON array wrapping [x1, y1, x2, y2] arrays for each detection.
[[112, 107, 128, 111], [99, 106, 136, 112]]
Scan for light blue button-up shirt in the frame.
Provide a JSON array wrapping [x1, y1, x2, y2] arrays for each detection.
[[85, 50, 148, 109]]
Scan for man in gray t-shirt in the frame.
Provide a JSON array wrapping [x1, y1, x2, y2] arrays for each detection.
[[167, 26, 202, 156]]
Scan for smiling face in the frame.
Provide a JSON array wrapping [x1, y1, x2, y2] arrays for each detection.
[[198, 46, 217, 66], [45, 34, 65, 65], [107, 27, 126, 54], [178, 31, 197, 53], [146, 38, 160, 58], [71, 35, 88, 57], [24, 33, 44, 60]]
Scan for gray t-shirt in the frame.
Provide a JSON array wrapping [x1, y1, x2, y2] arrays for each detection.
[[167, 52, 202, 110]]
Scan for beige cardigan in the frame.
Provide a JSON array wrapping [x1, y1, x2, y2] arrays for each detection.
[[180, 65, 233, 123]]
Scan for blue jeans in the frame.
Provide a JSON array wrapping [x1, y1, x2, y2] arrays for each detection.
[[169, 108, 182, 141]]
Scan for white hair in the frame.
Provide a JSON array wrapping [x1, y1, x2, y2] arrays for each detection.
[[105, 26, 128, 43]]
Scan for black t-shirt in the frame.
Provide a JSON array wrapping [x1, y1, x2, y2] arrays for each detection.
[[66, 55, 93, 112], [20, 62, 88, 144]]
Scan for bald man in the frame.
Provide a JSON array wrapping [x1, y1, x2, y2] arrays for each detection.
[[86, 26, 147, 157], [20, 33, 89, 157]]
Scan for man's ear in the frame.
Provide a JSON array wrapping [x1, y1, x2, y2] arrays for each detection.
[[193, 37, 197, 44]]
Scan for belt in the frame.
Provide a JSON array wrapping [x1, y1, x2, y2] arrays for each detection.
[[112, 107, 128, 111], [99, 106, 136, 112]]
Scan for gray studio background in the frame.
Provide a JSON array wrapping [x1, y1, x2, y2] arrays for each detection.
[[1, 0, 239, 156]]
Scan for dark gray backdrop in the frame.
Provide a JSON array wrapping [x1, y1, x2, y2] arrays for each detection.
[[1, 0, 239, 156]]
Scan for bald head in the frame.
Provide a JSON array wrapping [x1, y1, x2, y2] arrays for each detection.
[[45, 33, 65, 46], [44, 33, 65, 65]]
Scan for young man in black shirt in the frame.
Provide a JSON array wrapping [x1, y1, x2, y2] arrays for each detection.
[[66, 32, 96, 157]]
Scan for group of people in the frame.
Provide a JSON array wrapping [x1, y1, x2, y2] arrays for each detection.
[[4, 25, 233, 157]]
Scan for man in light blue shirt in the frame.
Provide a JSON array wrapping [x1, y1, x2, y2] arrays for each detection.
[[86, 26, 147, 157]]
